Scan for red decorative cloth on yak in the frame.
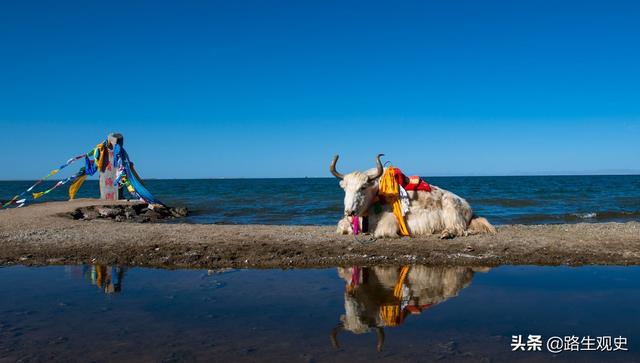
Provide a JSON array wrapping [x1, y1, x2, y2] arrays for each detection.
[[391, 168, 432, 192]]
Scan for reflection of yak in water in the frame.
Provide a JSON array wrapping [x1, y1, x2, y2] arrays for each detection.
[[331, 265, 489, 352]]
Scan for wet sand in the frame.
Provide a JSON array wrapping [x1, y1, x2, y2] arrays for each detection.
[[1, 199, 639, 268]]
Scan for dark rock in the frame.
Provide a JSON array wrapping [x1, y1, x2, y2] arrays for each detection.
[[69, 209, 84, 220], [81, 209, 99, 220], [144, 210, 162, 220], [151, 207, 170, 218], [124, 206, 136, 219], [171, 207, 188, 217], [97, 207, 122, 218], [132, 203, 147, 213], [66, 204, 188, 223]]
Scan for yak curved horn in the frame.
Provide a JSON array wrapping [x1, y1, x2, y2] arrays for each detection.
[[330, 322, 344, 348], [368, 154, 385, 182], [375, 327, 385, 352], [329, 155, 345, 180]]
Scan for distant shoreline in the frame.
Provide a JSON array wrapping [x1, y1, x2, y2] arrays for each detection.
[[1, 199, 639, 269], [1, 173, 639, 182]]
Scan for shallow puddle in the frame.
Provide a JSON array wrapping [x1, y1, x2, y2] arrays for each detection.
[[0, 265, 638, 362]]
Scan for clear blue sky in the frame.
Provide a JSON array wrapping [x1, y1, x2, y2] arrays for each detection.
[[1, 0, 638, 179]]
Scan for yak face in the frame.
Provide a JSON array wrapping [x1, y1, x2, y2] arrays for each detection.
[[330, 154, 385, 217], [339, 172, 378, 216]]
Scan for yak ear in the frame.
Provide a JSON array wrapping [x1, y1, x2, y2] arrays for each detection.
[[339, 180, 345, 188]]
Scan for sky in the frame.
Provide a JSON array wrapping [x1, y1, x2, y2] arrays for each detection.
[[1, 0, 639, 179]]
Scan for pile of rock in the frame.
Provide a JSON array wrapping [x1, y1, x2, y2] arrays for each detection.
[[66, 203, 188, 223]]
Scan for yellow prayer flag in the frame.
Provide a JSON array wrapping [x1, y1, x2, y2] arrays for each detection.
[[68, 174, 87, 200]]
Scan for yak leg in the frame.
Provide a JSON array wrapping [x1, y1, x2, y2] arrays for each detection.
[[467, 216, 497, 235], [337, 216, 352, 235], [439, 195, 469, 239], [372, 212, 401, 238]]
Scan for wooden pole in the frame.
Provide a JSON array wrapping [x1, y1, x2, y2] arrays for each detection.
[[99, 133, 124, 200]]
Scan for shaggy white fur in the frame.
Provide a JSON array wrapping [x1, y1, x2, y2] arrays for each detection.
[[336, 167, 496, 238]]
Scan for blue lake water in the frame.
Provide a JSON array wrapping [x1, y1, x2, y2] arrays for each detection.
[[2, 175, 640, 225], [0, 265, 638, 362]]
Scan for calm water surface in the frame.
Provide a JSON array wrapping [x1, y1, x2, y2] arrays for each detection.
[[2, 175, 640, 225], [1, 265, 639, 362]]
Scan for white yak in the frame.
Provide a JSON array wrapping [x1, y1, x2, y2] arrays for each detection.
[[330, 154, 496, 239]]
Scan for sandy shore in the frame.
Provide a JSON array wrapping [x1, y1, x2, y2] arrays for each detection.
[[1, 199, 639, 269]]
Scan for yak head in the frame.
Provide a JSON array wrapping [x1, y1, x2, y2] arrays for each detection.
[[330, 154, 384, 217]]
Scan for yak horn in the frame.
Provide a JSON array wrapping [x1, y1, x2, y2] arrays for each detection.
[[368, 154, 385, 182], [375, 327, 385, 352], [330, 155, 345, 180], [330, 322, 344, 348]]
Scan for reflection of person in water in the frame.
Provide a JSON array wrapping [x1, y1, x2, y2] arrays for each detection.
[[331, 265, 489, 352], [85, 264, 126, 294]]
